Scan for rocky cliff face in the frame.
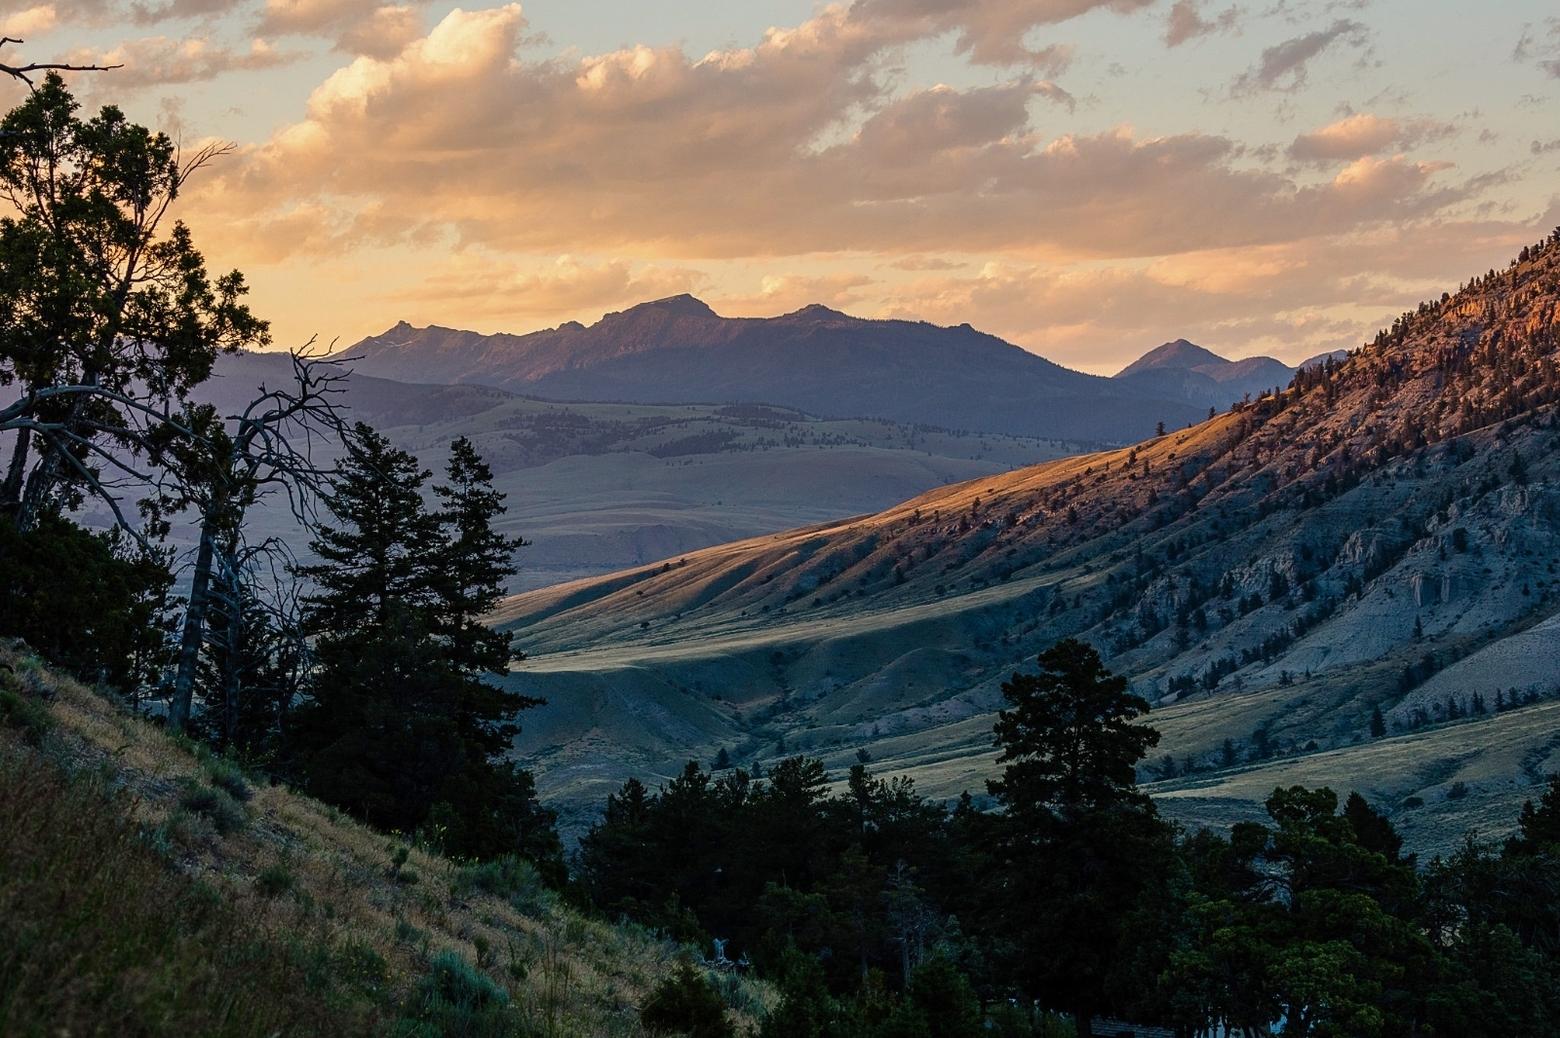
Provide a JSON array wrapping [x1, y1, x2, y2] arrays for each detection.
[[492, 235, 1560, 832]]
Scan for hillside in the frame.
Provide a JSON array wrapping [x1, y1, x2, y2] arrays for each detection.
[[0, 643, 772, 1035], [490, 235, 1560, 843], [144, 352, 1083, 592], [336, 299, 1207, 442]]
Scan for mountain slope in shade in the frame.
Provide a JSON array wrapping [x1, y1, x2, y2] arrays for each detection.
[[490, 236, 1560, 847], [1112, 338, 1296, 410], [338, 300, 1206, 442], [155, 352, 1081, 594]]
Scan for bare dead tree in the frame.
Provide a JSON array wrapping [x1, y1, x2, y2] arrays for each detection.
[[0, 37, 120, 87], [156, 348, 352, 734]]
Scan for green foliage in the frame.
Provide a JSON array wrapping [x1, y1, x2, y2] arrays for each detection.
[[455, 855, 552, 917], [255, 864, 295, 899], [0, 74, 267, 525], [286, 425, 561, 874], [0, 685, 52, 744], [641, 961, 734, 1038], [395, 951, 512, 1038], [205, 757, 254, 802], [0, 515, 173, 690], [177, 779, 248, 835]]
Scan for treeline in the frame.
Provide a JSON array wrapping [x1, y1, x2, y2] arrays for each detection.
[[589, 641, 1560, 1037], [0, 76, 560, 872]]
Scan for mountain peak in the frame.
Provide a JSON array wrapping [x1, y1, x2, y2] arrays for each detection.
[[1115, 338, 1227, 377], [784, 303, 851, 321], [618, 294, 717, 320]]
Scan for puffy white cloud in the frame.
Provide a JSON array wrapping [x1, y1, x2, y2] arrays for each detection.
[[1288, 113, 1454, 162], [184, 5, 1465, 277]]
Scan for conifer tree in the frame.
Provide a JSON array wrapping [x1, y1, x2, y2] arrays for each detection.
[[287, 424, 557, 868], [987, 639, 1172, 1037]]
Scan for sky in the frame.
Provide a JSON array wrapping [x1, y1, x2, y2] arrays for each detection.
[[3, 0, 1559, 373]]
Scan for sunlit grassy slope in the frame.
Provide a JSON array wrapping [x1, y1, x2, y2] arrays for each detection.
[[0, 645, 772, 1037]]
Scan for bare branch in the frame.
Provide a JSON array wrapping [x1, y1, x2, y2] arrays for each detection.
[[0, 38, 121, 87]]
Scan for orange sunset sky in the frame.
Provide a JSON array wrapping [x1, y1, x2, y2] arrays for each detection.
[[5, 0, 1560, 372]]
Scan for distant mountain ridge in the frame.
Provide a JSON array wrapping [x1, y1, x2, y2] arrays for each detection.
[[1112, 337, 1297, 410], [340, 300, 1221, 442]]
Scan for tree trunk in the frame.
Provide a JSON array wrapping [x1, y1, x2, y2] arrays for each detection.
[[168, 512, 220, 733], [221, 586, 242, 748], [1, 429, 29, 514]]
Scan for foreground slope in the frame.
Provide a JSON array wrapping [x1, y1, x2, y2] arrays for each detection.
[[0, 645, 770, 1036], [339, 298, 1206, 442], [494, 235, 1560, 840]]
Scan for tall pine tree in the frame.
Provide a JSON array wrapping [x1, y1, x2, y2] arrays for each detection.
[[287, 425, 558, 870], [987, 639, 1173, 1037]]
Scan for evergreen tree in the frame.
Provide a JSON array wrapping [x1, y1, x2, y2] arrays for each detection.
[[986, 639, 1172, 1036], [287, 424, 558, 869], [1370, 705, 1387, 738]]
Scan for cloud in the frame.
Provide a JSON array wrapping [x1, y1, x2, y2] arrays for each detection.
[[1288, 113, 1453, 162], [1230, 18, 1368, 95], [1513, 19, 1560, 79], [714, 272, 876, 316], [385, 254, 705, 323], [67, 35, 298, 88], [879, 212, 1554, 371], [185, 4, 1468, 280], [847, 0, 1154, 67], [334, 5, 422, 57], [1164, 0, 1240, 48], [2, 5, 61, 35]]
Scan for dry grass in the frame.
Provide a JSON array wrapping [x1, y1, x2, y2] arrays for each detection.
[[0, 646, 774, 1037]]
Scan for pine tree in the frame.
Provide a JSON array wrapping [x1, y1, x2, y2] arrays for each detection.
[[1370, 705, 1387, 738], [987, 640, 1172, 1036], [286, 424, 558, 869]]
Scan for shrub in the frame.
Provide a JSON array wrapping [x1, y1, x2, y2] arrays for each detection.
[[178, 782, 248, 835], [396, 951, 511, 1038], [641, 960, 733, 1038], [205, 759, 254, 803], [0, 687, 52, 745], [256, 864, 295, 899], [0, 742, 377, 1036], [455, 855, 550, 916]]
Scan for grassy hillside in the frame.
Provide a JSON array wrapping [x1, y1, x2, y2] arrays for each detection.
[[487, 237, 1560, 841], [0, 644, 772, 1037]]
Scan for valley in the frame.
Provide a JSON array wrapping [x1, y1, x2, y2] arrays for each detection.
[[490, 241, 1560, 847]]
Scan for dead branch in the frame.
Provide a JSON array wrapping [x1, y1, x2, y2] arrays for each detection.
[[0, 37, 121, 87]]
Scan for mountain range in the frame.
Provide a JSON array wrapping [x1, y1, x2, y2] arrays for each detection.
[[337, 300, 1300, 443], [157, 352, 1080, 593], [486, 238, 1560, 852]]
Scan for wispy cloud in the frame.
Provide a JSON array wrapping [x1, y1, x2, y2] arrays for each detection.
[[1230, 18, 1368, 95]]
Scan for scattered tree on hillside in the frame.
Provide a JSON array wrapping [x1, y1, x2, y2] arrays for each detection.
[[986, 639, 1173, 1037], [287, 425, 558, 868]]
